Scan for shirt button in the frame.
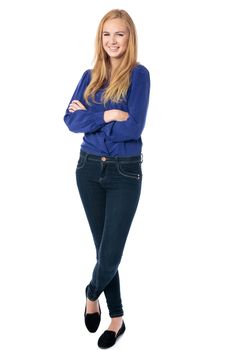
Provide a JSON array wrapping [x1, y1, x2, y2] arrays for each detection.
[[101, 156, 107, 161]]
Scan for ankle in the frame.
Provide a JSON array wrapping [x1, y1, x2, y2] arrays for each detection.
[[108, 316, 123, 331], [111, 316, 123, 322], [86, 297, 100, 313], [87, 297, 97, 304]]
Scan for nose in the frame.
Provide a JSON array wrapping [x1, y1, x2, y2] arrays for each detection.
[[109, 35, 117, 44]]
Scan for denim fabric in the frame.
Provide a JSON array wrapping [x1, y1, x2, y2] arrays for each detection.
[[75, 150, 142, 317]]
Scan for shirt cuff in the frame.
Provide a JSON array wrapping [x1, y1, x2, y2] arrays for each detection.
[[95, 112, 107, 128]]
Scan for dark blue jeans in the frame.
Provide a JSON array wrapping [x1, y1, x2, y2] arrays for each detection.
[[75, 150, 142, 317]]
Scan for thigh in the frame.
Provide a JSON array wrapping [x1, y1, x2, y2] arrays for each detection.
[[100, 174, 142, 266], [76, 158, 106, 252]]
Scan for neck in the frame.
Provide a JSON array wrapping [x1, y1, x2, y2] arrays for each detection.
[[110, 57, 122, 72]]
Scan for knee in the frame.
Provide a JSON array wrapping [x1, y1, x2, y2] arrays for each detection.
[[99, 254, 121, 273]]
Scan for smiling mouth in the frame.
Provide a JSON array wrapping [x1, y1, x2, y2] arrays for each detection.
[[108, 47, 119, 51]]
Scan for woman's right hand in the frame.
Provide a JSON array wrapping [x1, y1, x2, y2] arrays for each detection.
[[68, 100, 87, 112], [104, 109, 129, 123]]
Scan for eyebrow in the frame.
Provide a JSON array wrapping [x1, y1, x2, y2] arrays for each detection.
[[102, 31, 126, 34]]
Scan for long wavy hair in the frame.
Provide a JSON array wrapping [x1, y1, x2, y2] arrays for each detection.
[[84, 9, 138, 106]]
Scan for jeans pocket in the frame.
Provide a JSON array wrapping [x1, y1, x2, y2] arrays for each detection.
[[117, 161, 142, 180], [76, 155, 87, 170]]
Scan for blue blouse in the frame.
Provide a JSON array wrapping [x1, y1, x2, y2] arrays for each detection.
[[64, 64, 150, 157]]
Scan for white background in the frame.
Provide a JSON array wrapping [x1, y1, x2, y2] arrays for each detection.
[[0, 0, 232, 349]]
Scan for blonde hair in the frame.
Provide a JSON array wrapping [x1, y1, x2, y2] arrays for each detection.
[[84, 9, 138, 106]]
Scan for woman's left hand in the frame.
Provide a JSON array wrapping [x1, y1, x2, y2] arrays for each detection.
[[104, 109, 129, 123], [68, 100, 87, 112]]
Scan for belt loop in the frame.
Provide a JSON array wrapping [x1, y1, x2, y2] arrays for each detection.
[[140, 153, 143, 163], [84, 152, 88, 162]]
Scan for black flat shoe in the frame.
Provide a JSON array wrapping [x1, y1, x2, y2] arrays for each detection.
[[84, 286, 101, 333], [97, 321, 126, 348]]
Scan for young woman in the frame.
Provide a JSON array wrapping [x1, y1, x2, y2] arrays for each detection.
[[64, 9, 150, 348]]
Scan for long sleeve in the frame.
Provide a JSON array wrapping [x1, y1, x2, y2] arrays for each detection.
[[63, 70, 107, 133], [104, 66, 150, 142]]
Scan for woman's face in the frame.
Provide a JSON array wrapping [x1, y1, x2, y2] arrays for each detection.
[[102, 18, 129, 61]]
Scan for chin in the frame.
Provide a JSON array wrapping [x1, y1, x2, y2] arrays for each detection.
[[108, 52, 122, 58], [110, 54, 121, 58]]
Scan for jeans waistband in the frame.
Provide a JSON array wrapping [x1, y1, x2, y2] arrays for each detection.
[[80, 150, 143, 163]]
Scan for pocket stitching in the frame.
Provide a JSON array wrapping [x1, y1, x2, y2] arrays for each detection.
[[76, 156, 87, 170], [117, 162, 142, 180]]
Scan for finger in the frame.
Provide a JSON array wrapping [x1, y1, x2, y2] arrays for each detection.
[[72, 99, 85, 106], [68, 106, 76, 111], [76, 103, 86, 110], [69, 103, 80, 111], [72, 100, 86, 109], [69, 103, 78, 108], [70, 104, 86, 111]]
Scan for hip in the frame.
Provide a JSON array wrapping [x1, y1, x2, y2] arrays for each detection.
[[76, 150, 143, 182]]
